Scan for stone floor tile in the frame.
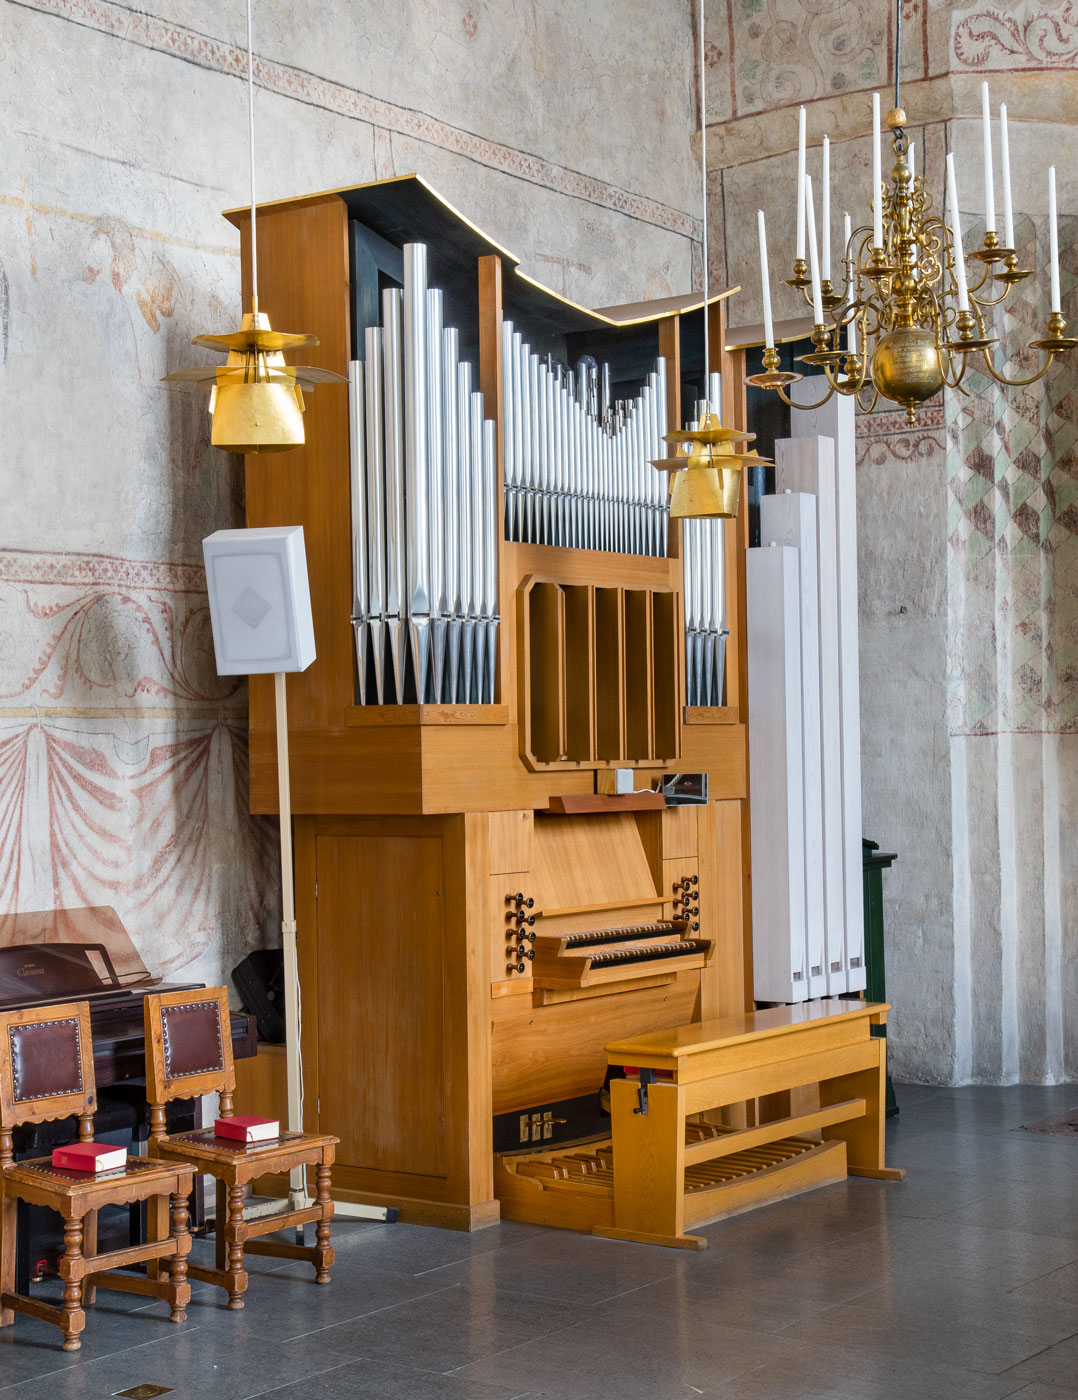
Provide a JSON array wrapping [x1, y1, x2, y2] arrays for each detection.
[[850, 1273, 1078, 1345], [701, 1337, 1031, 1399], [412, 1227, 683, 1306], [0, 1319, 364, 1400], [452, 1310, 803, 1396], [994, 1334, 1078, 1392], [776, 1298, 1058, 1373], [249, 1356, 528, 1400], [1011, 1262, 1078, 1308], [266, 1221, 550, 1282], [591, 1273, 836, 1334], [169, 1263, 458, 1338], [310, 1285, 581, 1373], [1000, 1385, 1078, 1399], [935, 1183, 1078, 1240]]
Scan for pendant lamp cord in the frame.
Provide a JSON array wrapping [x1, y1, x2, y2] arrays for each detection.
[[699, 0, 709, 409], [894, 0, 902, 113], [246, 0, 258, 311]]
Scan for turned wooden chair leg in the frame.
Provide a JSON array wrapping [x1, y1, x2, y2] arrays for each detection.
[[59, 1217, 86, 1352], [215, 1178, 227, 1272], [167, 1192, 191, 1323], [225, 1183, 248, 1310], [82, 1209, 98, 1305], [313, 1161, 334, 1284], [146, 1190, 170, 1282], [0, 1193, 15, 1328]]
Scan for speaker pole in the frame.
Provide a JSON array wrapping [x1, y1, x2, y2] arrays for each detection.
[[273, 671, 305, 1209]]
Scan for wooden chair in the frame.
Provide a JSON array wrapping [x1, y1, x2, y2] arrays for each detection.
[[0, 1001, 194, 1351], [144, 986, 337, 1310]]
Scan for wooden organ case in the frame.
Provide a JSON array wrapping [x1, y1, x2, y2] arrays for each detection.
[[226, 177, 753, 1230]]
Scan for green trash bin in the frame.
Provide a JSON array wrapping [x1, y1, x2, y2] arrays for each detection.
[[863, 838, 898, 1117]]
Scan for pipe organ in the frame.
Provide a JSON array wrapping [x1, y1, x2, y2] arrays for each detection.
[[228, 176, 753, 1230]]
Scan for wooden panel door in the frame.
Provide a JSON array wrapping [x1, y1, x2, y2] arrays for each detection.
[[314, 833, 447, 1178]]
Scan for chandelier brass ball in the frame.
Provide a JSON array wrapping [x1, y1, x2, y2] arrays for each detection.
[[870, 327, 943, 408]]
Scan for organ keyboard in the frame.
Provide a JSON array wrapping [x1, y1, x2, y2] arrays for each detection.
[[531, 920, 713, 991]]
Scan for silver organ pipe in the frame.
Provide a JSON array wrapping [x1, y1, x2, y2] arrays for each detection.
[[469, 388, 486, 703], [382, 289, 407, 703], [500, 323, 669, 558], [682, 376, 728, 708], [349, 359, 369, 705], [350, 244, 501, 705], [442, 324, 461, 705]]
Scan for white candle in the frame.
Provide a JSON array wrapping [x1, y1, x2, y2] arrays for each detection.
[[796, 106, 807, 262], [758, 209, 775, 349], [946, 152, 970, 313], [805, 175, 824, 325], [821, 136, 831, 282], [1000, 103, 1015, 249], [1049, 165, 1061, 314], [981, 81, 996, 235], [843, 213, 857, 353], [872, 91, 883, 248], [908, 142, 915, 183]]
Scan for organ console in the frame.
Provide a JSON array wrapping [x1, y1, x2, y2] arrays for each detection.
[[225, 174, 754, 1231]]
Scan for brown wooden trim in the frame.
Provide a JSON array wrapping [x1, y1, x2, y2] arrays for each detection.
[[343, 705, 510, 727]]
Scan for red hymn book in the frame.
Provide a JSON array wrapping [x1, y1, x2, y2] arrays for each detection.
[[51, 1143, 128, 1174], [214, 1115, 280, 1143]]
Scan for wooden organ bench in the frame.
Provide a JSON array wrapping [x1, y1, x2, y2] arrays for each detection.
[[496, 999, 904, 1248]]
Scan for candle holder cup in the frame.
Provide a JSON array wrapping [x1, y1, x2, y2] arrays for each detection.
[[1031, 312, 1078, 354], [744, 344, 802, 389]]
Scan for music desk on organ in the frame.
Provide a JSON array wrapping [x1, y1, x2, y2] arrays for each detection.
[[225, 174, 899, 1237]]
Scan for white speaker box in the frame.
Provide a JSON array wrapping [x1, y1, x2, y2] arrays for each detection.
[[202, 526, 316, 676]]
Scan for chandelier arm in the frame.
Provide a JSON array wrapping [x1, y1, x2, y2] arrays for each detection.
[[776, 380, 835, 411], [965, 261, 997, 299], [980, 348, 1056, 388], [822, 361, 853, 394], [939, 350, 966, 390], [970, 282, 1013, 310], [855, 383, 879, 413]]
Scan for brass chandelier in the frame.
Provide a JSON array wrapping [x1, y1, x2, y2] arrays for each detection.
[[748, 0, 1075, 425]]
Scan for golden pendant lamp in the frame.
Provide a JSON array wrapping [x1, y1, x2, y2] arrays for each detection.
[[653, 416, 771, 520], [162, 0, 345, 448], [648, 4, 767, 519]]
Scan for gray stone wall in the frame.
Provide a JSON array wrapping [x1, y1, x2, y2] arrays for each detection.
[[0, 0, 700, 988]]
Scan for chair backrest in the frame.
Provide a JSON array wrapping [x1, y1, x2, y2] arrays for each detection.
[[0, 1001, 95, 1144], [144, 986, 236, 1119]]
